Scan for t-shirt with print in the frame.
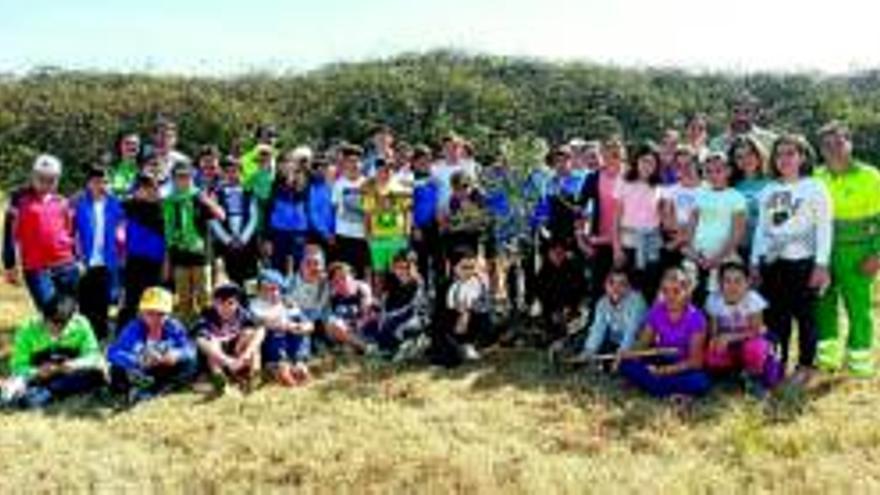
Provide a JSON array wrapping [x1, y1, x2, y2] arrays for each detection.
[[288, 276, 329, 322], [662, 182, 703, 227], [362, 180, 411, 239], [645, 302, 706, 361], [614, 180, 661, 230], [329, 281, 373, 328], [704, 290, 767, 335], [332, 175, 367, 239], [192, 307, 257, 344], [448, 190, 487, 235], [735, 178, 771, 249], [693, 187, 747, 257], [750, 178, 832, 266], [446, 276, 490, 314]]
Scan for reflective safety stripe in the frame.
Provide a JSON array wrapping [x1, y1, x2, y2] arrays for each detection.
[[817, 339, 843, 370], [833, 214, 880, 245], [847, 349, 875, 376]]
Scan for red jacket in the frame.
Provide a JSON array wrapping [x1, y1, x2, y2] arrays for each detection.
[[3, 187, 76, 271]]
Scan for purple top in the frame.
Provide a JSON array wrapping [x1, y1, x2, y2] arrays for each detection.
[[645, 302, 706, 361]]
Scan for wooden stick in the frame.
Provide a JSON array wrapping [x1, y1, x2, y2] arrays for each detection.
[[560, 347, 679, 365]]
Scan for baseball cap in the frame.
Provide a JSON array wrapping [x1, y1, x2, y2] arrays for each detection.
[[33, 154, 62, 177]]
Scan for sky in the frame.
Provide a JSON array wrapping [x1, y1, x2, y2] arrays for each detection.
[[2, 0, 880, 76]]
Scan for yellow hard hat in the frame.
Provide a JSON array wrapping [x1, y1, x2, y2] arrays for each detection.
[[139, 287, 174, 314]]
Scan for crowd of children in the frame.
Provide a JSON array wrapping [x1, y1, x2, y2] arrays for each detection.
[[2, 95, 879, 408]]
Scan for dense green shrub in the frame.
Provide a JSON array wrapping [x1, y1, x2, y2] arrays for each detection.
[[1, 51, 879, 192]]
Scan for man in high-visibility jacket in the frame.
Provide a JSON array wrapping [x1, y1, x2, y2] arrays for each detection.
[[815, 121, 880, 377]]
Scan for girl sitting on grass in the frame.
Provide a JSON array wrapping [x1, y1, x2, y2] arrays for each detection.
[[704, 262, 782, 396], [618, 267, 711, 399]]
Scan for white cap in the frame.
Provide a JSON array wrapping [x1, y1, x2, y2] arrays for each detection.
[[568, 138, 588, 149], [32, 154, 62, 176], [291, 145, 313, 161]]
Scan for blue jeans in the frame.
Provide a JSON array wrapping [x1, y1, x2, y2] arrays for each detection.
[[24, 263, 80, 312], [619, 358, 711, 398], [110, 359, 198, 395], [263, 332, 311, 365], [269, 229, 308, 274]]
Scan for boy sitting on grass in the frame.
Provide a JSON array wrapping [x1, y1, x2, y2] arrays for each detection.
[[1, 295, 106, 408], [442, 249, 492, 363], [324, 262, 381, 356], [379, 251, 430, 361], [250, 269, 313, 387], [193, 283, 264, 394], [107, 287, 198, 404]]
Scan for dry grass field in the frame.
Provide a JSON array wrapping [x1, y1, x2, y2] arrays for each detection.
[[2, 276, 880, 494]]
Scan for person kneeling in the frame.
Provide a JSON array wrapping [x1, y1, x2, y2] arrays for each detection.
[[107, 287, 198, 404], [1, 295, 106, 408], [194, 283, 264, 394], [251, 270, 313, 387], [618, 268, 711, 400]]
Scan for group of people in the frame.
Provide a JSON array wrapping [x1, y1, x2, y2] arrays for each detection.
[[1, 93, 878, 408]]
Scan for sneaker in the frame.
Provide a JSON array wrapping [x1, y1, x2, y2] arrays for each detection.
[[529, 301, 542, 318], [566, 309, 590, 335], [21, 387, 53, 409], [788, 367, 815, 388], [460, 344, 481, 362], [127, 388, 157, 405], [742, 375, 768, 400], [209, 372, 228, 396], [364, 343, 382, 358], [392, 339, 419, 363]]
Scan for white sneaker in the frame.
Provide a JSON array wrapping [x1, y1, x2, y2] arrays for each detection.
[[460, 344, 481, 361], [529, 301, 542, 318], [364, 343, 381, 358], [393, 339, 420, 363]]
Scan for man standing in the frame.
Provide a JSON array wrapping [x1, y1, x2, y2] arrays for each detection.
[[815, 121, 880, 377], [709, 92, 777, 155], [3, 154, 79, 312]]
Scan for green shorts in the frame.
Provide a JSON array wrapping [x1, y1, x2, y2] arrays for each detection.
[[369, 236, 408, 272]]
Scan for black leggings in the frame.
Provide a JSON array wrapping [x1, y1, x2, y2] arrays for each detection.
[[761, 259, 818, 369]]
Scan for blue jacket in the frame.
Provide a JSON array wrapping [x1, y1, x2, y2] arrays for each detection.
[[308, 177, 336, 240], [73, 191, 125, 270], [412, 175, 439, 229], [73, 191, 125, 298], [107, 317, 196, 373], [267, 185, 310, 233], [124, 199, 166, 263]]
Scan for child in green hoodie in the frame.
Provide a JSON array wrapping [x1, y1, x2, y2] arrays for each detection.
[[162, 161, 225, 324]]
